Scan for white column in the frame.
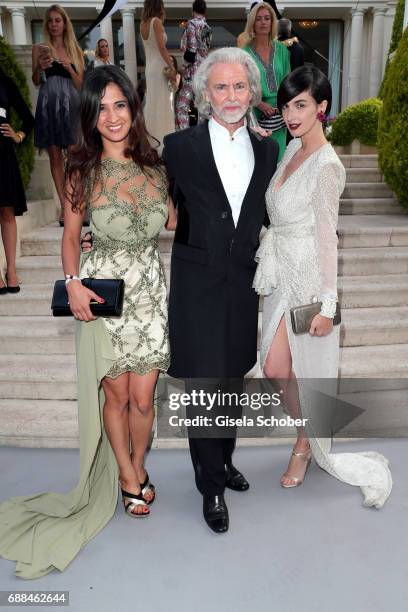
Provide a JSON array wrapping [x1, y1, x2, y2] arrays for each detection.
[[9, 7, 27, 45], [348, 8, 366, 106], [382, 1, 398, 71], [369, 8, 386, 97], [0, 9, 3, 37], [120, 8, 137, 86], [341, 13, 352, 110], [100, 14, 114, 59]]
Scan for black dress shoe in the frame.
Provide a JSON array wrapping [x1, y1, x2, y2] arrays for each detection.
[[225, 464, 250, 492], [203, 494, 229, 534]]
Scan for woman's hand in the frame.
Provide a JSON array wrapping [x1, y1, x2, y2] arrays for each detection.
[[258, 102, 278, 117], [66, 280, 104, 322], [309, 314, 334, 337], [37, 49, 53, 71], [0, 123, 20, 144], [57, 57, 75, 75]]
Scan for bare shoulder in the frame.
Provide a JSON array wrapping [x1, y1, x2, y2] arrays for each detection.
[[152, 17, 164, 33]]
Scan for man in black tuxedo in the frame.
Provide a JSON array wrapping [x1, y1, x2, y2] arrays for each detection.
[[163, 48, 279, 533]]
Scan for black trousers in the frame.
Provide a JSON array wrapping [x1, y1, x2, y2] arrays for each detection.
[[185, 379, 243, 496]]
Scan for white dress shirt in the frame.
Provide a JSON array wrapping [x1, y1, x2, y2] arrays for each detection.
[[208, 117, 255, 227]]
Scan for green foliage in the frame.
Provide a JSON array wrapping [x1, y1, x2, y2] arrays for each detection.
[[378, 28, 408, 209], [379, 0, 405, 98], [329, 98, 382, 147], [0, 36, 35, 189]]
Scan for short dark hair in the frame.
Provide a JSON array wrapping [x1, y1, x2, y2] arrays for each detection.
[[192, 0, 207, 15], [278, 18, 292, 40], [277, 65, 332, 115]]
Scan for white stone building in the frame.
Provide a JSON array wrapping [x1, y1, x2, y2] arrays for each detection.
[[0, 0, 397, 115]]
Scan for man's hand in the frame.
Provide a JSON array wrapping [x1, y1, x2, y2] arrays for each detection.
[[258, 102, 278, 117], [81, 231, 93, 253]]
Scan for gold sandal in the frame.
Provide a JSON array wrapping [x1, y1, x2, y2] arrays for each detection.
[[280, 448, 312, 488]]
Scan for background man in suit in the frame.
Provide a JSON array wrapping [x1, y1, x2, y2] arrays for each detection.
[[163, 48, 279, 533]]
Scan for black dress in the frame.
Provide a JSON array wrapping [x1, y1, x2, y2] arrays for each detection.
[[34, 62, 80, 149], [0, 70, 35, 215]]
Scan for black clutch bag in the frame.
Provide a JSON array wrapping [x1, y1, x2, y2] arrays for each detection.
[[290, 300, 341, 335], [51, 278, 125, 317]]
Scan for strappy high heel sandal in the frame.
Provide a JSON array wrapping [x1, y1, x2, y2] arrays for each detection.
[[121, 488, 150, 518], [280, 448, 312, 488], [140, 473, 156, 505]]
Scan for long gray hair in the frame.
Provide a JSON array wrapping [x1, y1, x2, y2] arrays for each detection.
[[193, 47, 262, 119]]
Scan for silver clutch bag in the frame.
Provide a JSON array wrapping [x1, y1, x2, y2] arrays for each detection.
[[290, 299, 341, 335]]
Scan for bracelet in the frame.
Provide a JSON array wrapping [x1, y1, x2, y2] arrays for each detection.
[[65, 274, 81, 286], [16, 131, 25, 144]]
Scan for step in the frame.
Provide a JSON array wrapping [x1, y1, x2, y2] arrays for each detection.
[[16, 254, 172, 284], [344, 168, 382, 183], [1, 384, 407, 448], [4, 273, 406, 319], [340, 307, 408, 346], [257, 306, 408, 347], [342, 183, 393, 199], [339, 155, 379, 168], [21, 226, 175, 257], [338, 215, 408, 247], [0, 399, 78, 448], [0, 316, 75, 354], [3, 300, 408, 357], [0, 354, 76, 400], [17, 199, 57, 237], [336, 388, 408, 437], [339, 198, 403, 215], [1, 341, 407, 400], [0, 284, 54, 316], [338, 274, 408, 308], [340, 344, 408, 378], [338, 246, 408, 276]]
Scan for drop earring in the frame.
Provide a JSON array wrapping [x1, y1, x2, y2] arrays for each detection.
[[317, 111, 327, 122]]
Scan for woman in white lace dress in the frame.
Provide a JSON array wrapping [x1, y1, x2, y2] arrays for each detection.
[[254, 66, 392, 508]]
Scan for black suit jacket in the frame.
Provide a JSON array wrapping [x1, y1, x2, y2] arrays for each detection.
[[163, 121, 279, 378]]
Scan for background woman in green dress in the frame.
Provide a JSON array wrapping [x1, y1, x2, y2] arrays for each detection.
[[0, 66, 175, 578], [240, 2, 291, 161]]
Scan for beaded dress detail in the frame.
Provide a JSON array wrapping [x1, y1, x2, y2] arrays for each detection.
[[80, 158, 170, 377], [255, 139, 392, 508]]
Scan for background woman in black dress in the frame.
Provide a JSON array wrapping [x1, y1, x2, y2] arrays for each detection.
[[32, 4, 84, 225], [0, 67, 34, 294]]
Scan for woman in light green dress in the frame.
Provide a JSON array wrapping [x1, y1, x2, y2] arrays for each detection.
[[0, 66, 175, 578], [240, 2, 291, 161]]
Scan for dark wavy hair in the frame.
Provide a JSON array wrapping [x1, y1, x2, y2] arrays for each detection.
[[277, 65, 332, 115], [65, 65, 162, 212]]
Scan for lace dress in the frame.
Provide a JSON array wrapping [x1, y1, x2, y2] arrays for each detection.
[[81, 158, 170, 377], [254, 138, 392, 508], [0, 159, 170, 579]]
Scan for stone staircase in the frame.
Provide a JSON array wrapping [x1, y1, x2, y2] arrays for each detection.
[[1, 154, 407, 447]]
